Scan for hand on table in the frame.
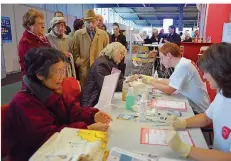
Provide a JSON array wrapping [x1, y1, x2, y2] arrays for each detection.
[[165, 130, 192, 158], [94, 111, 112, 125], [78, 154, 93, 161], [87, 122, 109, 132], [142, 78, 153, 85], [167, 115, 186, 130], [126, 74, 139, 82]]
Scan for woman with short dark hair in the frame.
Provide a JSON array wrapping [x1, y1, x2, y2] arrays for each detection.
[[3, 48, 112, 161], [69, 19, 84, 38], [166, 42, 231, 161]]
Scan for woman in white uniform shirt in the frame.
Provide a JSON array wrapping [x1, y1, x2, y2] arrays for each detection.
[[166, 42, 231, 161]]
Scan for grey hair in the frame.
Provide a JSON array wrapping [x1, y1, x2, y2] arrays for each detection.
[[100, 42, 127, 59]]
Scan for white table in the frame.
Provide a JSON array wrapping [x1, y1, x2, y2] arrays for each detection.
[[106, 92, 208, 161], [30, 92, 208, 161]]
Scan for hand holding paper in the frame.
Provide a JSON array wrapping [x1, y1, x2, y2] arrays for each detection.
[[142, 78, 153, 85], [167, 115, 186, 130], [165, 130, 192, 158], [77, 154, 93, 161]]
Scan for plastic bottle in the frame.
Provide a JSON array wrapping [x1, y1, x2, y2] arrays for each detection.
[[153, 70, 158, 79], [143, 88, 149, 100], [122, 81, 129, 101], [126, 87, 135, 110], [138, 94, 147, 121]]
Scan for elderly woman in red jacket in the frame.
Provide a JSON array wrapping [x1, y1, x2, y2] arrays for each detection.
[[3, 47, 112, 161], [18, 8, 51, 77]]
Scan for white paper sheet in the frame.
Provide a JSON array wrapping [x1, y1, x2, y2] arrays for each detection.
[[154, 100, 186, 111], [107, 147, 157, 161], [97, 73, 120, 111], [140, 128, 193, 146], [29, 128, 106, 161]]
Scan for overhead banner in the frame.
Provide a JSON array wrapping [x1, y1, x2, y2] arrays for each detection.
[[1, 16, 12, 43]]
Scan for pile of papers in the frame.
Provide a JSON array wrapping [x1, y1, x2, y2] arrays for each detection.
[[30, 128, 108, 161]]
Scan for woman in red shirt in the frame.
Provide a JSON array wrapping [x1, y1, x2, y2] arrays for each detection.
[[18, 8, 51, 77]]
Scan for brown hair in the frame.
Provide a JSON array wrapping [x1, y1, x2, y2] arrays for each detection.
[[22, 9, 44, 29], [54, 11, 63, 17], [159, 42, 181, 57], [73, 19, 84, 31]]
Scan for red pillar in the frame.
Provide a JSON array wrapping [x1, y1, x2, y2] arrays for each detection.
[[205, 4, 231, 43]]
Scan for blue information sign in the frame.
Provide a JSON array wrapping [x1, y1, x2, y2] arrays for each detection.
[[1, 16, 12, 43]]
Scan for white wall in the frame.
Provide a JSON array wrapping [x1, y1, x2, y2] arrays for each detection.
[[67, 16, 77, 31], [2, 4, 20, 73], [1, 4, 94, 74]]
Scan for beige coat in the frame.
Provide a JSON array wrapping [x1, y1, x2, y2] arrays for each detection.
[[72, 27, 109, 87], [46, 31, 76, 78], [46, 31, 73, 53]]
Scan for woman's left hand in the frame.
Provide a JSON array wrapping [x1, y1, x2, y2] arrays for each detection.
[[94, 111, 113, 125]]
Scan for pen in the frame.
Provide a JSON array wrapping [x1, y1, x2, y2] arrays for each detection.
[[133, 151, 158, 159]]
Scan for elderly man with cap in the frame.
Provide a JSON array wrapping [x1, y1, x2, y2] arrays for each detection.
[[72, 9, 109, 88], [46, 17, 73, 56], [48, 11, 72, 35], [46, 17, 74, 77]]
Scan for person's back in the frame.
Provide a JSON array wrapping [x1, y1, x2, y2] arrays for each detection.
[[81, 42, 127, 107], [169, 57, 210, 113], [81, 56, 115, 107]]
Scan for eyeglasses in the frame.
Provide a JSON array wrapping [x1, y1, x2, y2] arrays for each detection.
[[50, 66, 67, 77], [55, 23, 65, 29]]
